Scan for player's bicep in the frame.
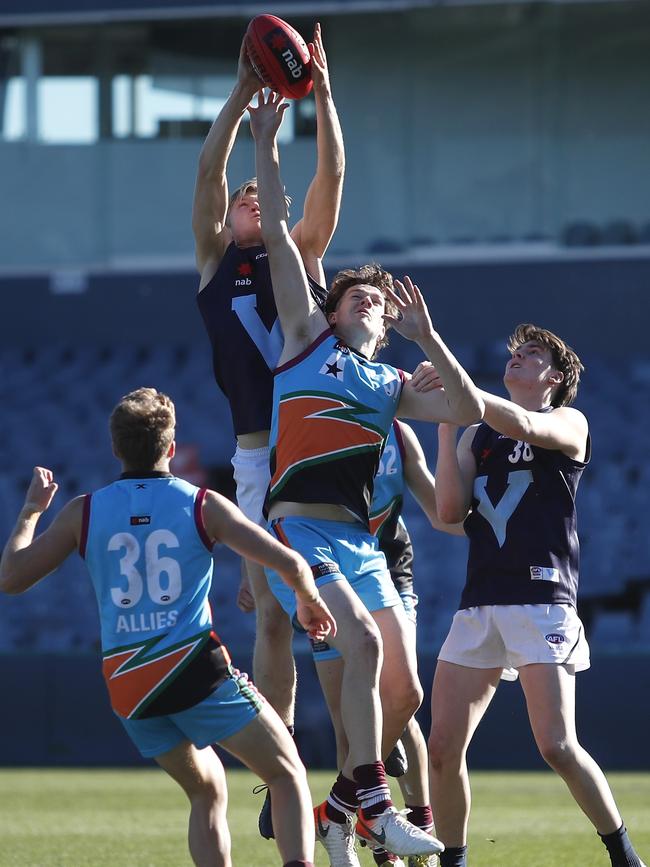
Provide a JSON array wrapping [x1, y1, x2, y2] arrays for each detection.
[[191, 177, 229, 270], [291, 220, 326, 289], [202, 492, 287, 570], [7, 499, 81, 592], [397, 383, 457, 423], [529, 408, 589, 458]]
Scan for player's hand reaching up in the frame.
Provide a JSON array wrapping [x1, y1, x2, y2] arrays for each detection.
[[296, 591, 337, 642], [384, 276, 435, 346], [248, 89, 288, 143], [23, 467, 58, 514], [237, 37, 262, 99], [309, 22, 331, 94]]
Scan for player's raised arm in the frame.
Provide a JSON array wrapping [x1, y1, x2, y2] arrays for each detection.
[[291, 23, 345, 285], [388, 277, 484, 426], [480, 393, 588, 460], [250, 90, 327, 361], [201, 489, 336, 640], [0, 468, 82, 594], [399, 422, 465, 536], [434, 423, 478, 524], [192, 39, 260, 277]]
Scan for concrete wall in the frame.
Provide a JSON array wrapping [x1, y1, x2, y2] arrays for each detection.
[[1, 2, 649, 267], [1, 255, 648, 358], [1, 651, 648, 769]]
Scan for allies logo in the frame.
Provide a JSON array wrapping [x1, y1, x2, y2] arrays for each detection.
[[545, 633, 565, 644]]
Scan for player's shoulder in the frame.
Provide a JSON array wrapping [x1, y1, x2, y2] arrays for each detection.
[[460, 422, 483, 444], [548, 404, 588, 425]]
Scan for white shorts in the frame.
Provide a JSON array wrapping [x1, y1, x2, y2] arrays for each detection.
[[231, 445, 270, 526], [438, 604, 591, 682]]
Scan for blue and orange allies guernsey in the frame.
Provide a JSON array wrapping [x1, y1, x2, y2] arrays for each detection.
[[370, 420, 414, 594], [461, 418, 590, 609], [269, 330, 405, 526], [81, 473, 231, 720], [369, 421, 406, 537]]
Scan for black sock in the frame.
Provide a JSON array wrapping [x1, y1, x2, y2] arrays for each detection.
[[599, 824, 645, 867], [440, 845, 468, 867]]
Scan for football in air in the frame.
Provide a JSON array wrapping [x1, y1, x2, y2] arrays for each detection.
[[245, 14, 313, 100]]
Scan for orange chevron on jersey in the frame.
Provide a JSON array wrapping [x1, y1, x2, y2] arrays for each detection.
[[270, 391, 386, 496], [102, 631, 209, 719], [369, 495, 400, 536]]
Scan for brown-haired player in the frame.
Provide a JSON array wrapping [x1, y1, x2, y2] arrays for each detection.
[[425, 325, 646, 867], [250, 88, 484, 866], [0, 387, 336, 867], [191, 25, 344, 836]]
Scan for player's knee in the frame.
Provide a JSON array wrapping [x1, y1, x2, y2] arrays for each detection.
[[188, 771, 225, 810], [268, 750, 308, 790], [537, 736, 578, 772], [427, 726, 461, 771], [383, 677, 422, 722], [255, 600, 292, 643], [351, 622, 382, 671]]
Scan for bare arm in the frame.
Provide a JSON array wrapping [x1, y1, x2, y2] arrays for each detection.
[[389, 277, 484, 426], [192, 40, 260, 278], [202, 490, 335, 639], [250, 90, 328, 361], [0, 468, 82, 594], [399, 422, 465, 536], [434, 424, 478, 524], [480, 392, 588, 460], [291, 23, 345, 285]]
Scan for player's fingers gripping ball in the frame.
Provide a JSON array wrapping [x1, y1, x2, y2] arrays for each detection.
[[245, 14, 313, 99]]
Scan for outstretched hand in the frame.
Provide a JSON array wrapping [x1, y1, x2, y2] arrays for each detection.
[[410, 360, 443, 393], [384, 275, 435, 344], [24, 467, 58, 514], [237, 37, 262, 98], [309, 22, 331, 94], [248, 89, 288, 143], [296, 593, 337, 642]]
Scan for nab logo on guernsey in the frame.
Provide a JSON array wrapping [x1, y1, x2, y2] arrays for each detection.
[[130, 515, 151, 526], [545, 633, 565, 644]]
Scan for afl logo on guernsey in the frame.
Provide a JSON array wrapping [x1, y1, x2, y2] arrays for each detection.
[[545, 633, 565, 644]]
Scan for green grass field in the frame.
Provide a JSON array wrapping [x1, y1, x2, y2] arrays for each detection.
[[0, 768, 647, 866]]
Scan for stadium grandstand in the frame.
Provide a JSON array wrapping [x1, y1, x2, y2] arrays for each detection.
[[1, 0, 649, 771]]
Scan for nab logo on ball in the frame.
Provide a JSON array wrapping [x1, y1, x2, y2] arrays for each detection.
[[265, 28, 304, 81], [245, 14, 312, 100]]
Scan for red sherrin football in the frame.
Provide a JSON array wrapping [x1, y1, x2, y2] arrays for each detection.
[[245, 14, 313, 100]]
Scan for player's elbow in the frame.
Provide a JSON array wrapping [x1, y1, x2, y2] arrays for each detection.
[[0, 567, 25, 595], [436, 499, 467, 525]]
